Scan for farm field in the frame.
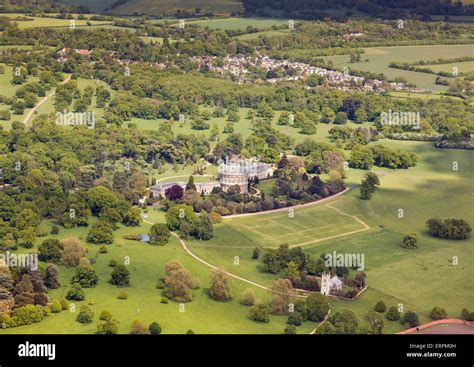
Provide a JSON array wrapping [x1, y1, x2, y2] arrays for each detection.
[[424, 61, 474, 74], [324, 44, 474, 92], [187, 141, 474, 332]]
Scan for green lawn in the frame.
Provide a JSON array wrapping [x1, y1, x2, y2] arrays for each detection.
[[324, 44, 474, 92], [1, 217, 317, 334], [188, 140, 474, 333]]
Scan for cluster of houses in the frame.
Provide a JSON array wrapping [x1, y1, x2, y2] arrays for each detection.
[[192, 55, 407, 93], [56, 47, 92, 62], [54, 47, 424, 94]]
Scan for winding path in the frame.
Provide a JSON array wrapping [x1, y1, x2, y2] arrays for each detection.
[[143, 219, 303, 297], [23, 74, 72, 126], [142, 185, 374, 333]]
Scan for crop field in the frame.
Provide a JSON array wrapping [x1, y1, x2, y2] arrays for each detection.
[[324, 44, 474, 92]]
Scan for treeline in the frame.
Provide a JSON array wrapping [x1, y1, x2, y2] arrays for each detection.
[[0, 0, 87, 14], [242, 0, 474, 18], [349, 144, 418, 169], [389, 60, 474, 79]]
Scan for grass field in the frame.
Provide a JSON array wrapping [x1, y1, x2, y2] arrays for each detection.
[[424, 61, 474, 74], [133, 106, 373, 147], [187, 17, 295, 30], [0, 63, 41, 129], [111, 0, 243, 16], [324, 44, 474, 92], [187, 140, 474, 332], [0, 75, 111, 129], [1, 13, 113, 29], [0, 216, 318, 334], [33, 78, 111, 122]]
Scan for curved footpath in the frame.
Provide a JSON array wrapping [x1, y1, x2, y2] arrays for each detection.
[[23, 75, 72, 125], [141, 185, 374, 333], [144, 214, 336, 332]]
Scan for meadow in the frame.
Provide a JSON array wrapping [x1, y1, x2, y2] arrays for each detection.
[[133, 106, 374, 147], [424, 61, 474, 74], [0, 215, 318, 334], [1, 14, 113, 29], [0, 63, 41, 129], [187, 17, 295, 30], [324, 44, 474, 92], [187, 140, 474, 332]]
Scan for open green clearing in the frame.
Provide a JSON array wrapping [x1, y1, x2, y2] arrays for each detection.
[[187, 17, 295, 30], [0, 14, 113, 29], [324, 44, 474, 92], [0, 63, 42, 129], [133, 106, 373, 147], [187, 140, 474, 332], [33, 78, 111, 122]]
